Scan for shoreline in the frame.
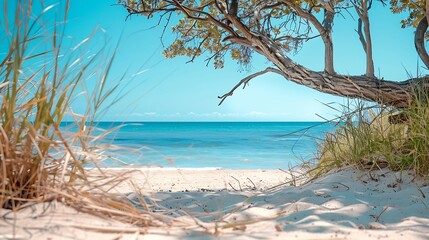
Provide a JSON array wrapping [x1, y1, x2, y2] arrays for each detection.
[[96, 168, 303, 193], [92, 166, 301, 171]]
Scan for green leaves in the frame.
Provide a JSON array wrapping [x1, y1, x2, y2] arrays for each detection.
[[390, 0, 426, 28], [120, 0, 306, 69], [121, 0, 428, 70]]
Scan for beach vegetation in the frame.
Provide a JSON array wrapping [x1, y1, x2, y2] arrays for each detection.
[[316, 89, 429, 176], [0, 0, 158, 228]]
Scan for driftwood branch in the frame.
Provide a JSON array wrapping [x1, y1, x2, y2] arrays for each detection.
[[230, 176, 242, 191]]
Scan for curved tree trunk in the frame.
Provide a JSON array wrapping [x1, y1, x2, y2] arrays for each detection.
[[226, 9, 418, 108], [276, 66, 414, 108], [251, 34, 416, 108], [415, 17, 429, 69]]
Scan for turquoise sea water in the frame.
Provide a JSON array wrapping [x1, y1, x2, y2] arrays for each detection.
[[79, 122, 337, 169]]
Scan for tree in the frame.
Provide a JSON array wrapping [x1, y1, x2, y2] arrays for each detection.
[[118, 0, 429, 108]]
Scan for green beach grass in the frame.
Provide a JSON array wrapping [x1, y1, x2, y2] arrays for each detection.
[[316, 92, 429, 177]]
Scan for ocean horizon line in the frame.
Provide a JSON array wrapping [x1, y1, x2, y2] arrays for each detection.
[[61, 120, 330, 124]]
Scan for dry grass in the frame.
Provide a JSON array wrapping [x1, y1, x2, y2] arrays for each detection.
[[0, 0, 164, 229]]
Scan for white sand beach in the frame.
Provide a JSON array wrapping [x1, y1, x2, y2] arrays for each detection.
[[2, 167, 429, 239]]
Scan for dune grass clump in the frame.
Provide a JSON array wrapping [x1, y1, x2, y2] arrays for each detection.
[[316, 92, 429, 177], [0, 1, 159, 227], [401, 88, 429, 175], [0, 0, 102, 209]]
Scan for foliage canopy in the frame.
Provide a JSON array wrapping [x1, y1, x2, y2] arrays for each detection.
[[119, 0, 429, 107]]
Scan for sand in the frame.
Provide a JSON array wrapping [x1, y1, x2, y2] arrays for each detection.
[[1, 167, 429, 239]]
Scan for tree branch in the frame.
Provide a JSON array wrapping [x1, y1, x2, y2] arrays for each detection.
[[356, 18, 367, 53], [218, 67, 283, 105], [172, 0, 237, 36], [186, 34, 211, 64], [353, 0, 374, 77], [279, 0, 335, 74], [204, 43, 232, 66], [274, 34, 321, 42], [415, 16, 429, 69], [160, 12, 173, 47], [279, 1, 325, 34]]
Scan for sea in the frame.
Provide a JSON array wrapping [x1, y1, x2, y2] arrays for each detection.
[[73, 122, 337, 170]]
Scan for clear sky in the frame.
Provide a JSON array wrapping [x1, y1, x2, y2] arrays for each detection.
[[4, 1, 428, 121]]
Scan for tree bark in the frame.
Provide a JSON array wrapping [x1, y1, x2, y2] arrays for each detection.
[[276, 66, 413, 108], [247, 33, 415, 108], [280, 1, 335, 74], [355, 0, 374, 78], [362, 8, 374, 77], [415, 17, 429, 69], [323, 10, 335, 75], [357, 19, 367, 52]]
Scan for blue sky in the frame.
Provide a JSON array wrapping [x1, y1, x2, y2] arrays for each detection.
[[4, 1, 428, 121]]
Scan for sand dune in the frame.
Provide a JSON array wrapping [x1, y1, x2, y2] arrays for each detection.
[[2, 167, 429, 239]]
